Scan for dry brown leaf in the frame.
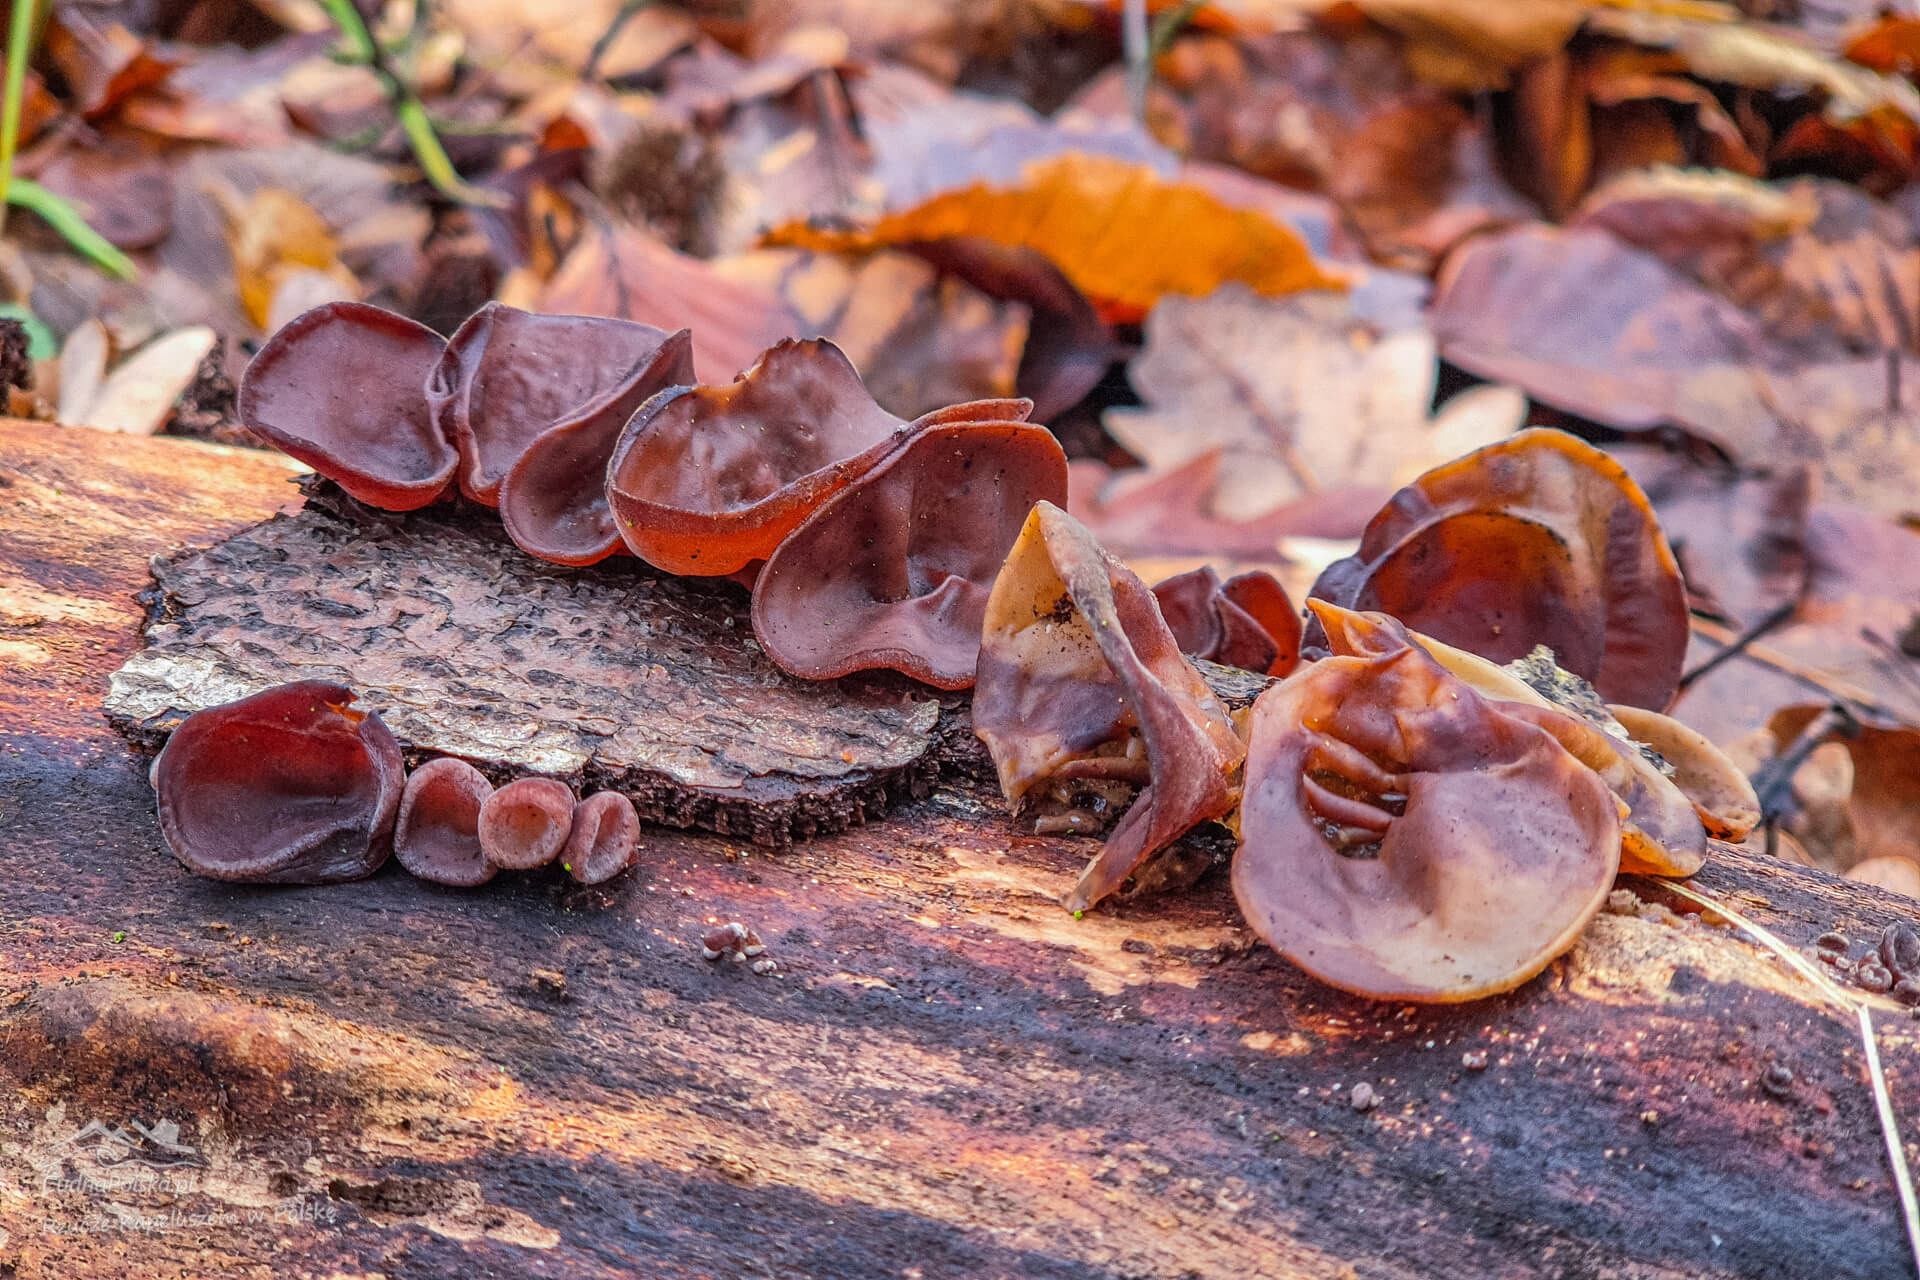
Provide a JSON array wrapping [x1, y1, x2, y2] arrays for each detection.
[[762, 152, 1341, 323], [75, 327, 217, 436], [1432, 208, 1920, 522], [1104, 285, 1524, 521], [218, 188, 361, 332], [55, 320, 111, 429], [1770, 708, 1920, 870], [1355, 0, 1588, 92]]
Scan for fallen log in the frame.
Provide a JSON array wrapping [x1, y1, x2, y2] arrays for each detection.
[[4, 416, 1920, 1280]]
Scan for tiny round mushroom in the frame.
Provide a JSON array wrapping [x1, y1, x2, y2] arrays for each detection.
[[478, 777, 576, 870], [563, 791, 642, 885], [394, 757, 496, 887]]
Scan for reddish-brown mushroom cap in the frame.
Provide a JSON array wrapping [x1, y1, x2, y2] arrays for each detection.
[[1307, 428, 1688, 709], [1234, 617, 1622, 1003], [151, 680, 404, 884], [607, 339, 1034, 576], [750, 420, 1068, 689], [975, 501, 1245, 910], [1151, 567, 1301, 677], [498, 328, 695, 565], [478, 777, 576, 870], [237, 303, 453, 511], [428, 303, 691, 506], [1315, 604, 1708, 878], [394, 757, 497, 887], [563, 791, 642, 885]]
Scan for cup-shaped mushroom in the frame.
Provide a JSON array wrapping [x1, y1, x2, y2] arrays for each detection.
[[975, 501, 1246, 911], [1313, 602, 1708, 877], [1151, 567, 1301, 677], [1233, 635, 1622, 1003], [497, 328, 695, 565], [1608, 704, 1761, 841], [478, 777, 576, 870], [563, 791, 642, 885], [1307, 428, 1688, 709], [428, 303, 694, 506], [750, 420, 1069, 689], [237, 303, 453, 511], [607, 338, 1033, 576], [151, 680, 405, 884], [394, 757, 496, 886]]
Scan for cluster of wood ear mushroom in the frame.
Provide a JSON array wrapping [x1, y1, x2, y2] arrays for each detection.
[[973, 430, 1760, 1004], [169, 304, 1757, 1005], [150, 681, 641, 887]]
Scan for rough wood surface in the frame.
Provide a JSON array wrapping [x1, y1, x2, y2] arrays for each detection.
[[5, 417, 1920, 1280], [104, 484, 946, 846]]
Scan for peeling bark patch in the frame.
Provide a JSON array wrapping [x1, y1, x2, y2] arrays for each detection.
[[103, 488, 942, 845]]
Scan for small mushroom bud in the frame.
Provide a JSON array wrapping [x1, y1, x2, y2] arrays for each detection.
[[702, 922, 749, 960], [151, 680, 404, 884], [478, 777, 576, 870], [394, 757, 496, 887], [563, 791, 642, 885]]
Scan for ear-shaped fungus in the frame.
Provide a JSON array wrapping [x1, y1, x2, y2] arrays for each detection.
[[478, 777, 576, 870], [1609, 704, 1761, 841], [1151, 567, 1302, 677], [1234, 613, 1621, 1003], [151, 680, 404, 884], [394, 757, 496, 887], [1314, 605, 1718, 877], [237, 303, 453, 511], [1307, 428, 1688, 709], [428, 303, 692, 507], [607, 339, 1032, 576], [497, 328, 695, 564], [975, 501, 1245, 911], [750, 421, 1068, 688], [563, 791, 642, 885]]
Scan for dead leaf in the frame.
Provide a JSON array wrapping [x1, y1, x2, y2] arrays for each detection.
[[74, 327, 217, 436], [218, 188, 362, 332], [1771, 707, 1920, 869], [56, 320, 111, 428], [763, 152, 1341, 323], [716, 246, 1029, 416], [1355, 0, 1588, 93], [1104, 285, 1524, 521], [31, 139, 175, 250]]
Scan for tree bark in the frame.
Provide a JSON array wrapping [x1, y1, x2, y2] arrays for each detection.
[[3, 417, 1920, 1280]]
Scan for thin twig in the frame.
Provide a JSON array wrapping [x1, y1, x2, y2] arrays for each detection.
[[1677, 601, 1796, 692], [1748, 702, 1857, 825], [1686, 615, 1894, 719], [582, 0, 653, 84], [1122, 0, 1149, 123]]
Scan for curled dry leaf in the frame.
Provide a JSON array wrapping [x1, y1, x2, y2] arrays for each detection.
[[1151, 566, 1301, 678], [751, 418, 1064, 689], [76, 326, 218, 436], [1308, 427, 1690, 710], [762, 152, 1341, 323], [974, 502, 1245, 911], [1105, 285, 1524, 524], [151, 680, 404, 885], [395, 757, 497, 888], [237, 302, 455, 512], [1233, 605, 1621, 1003], [607, 338, 913, 576]]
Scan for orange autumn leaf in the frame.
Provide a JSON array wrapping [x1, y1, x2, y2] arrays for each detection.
[[761, 153, 1342, 324]]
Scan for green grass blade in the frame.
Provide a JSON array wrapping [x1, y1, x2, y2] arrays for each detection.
[[7, 179, 137, 279]]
